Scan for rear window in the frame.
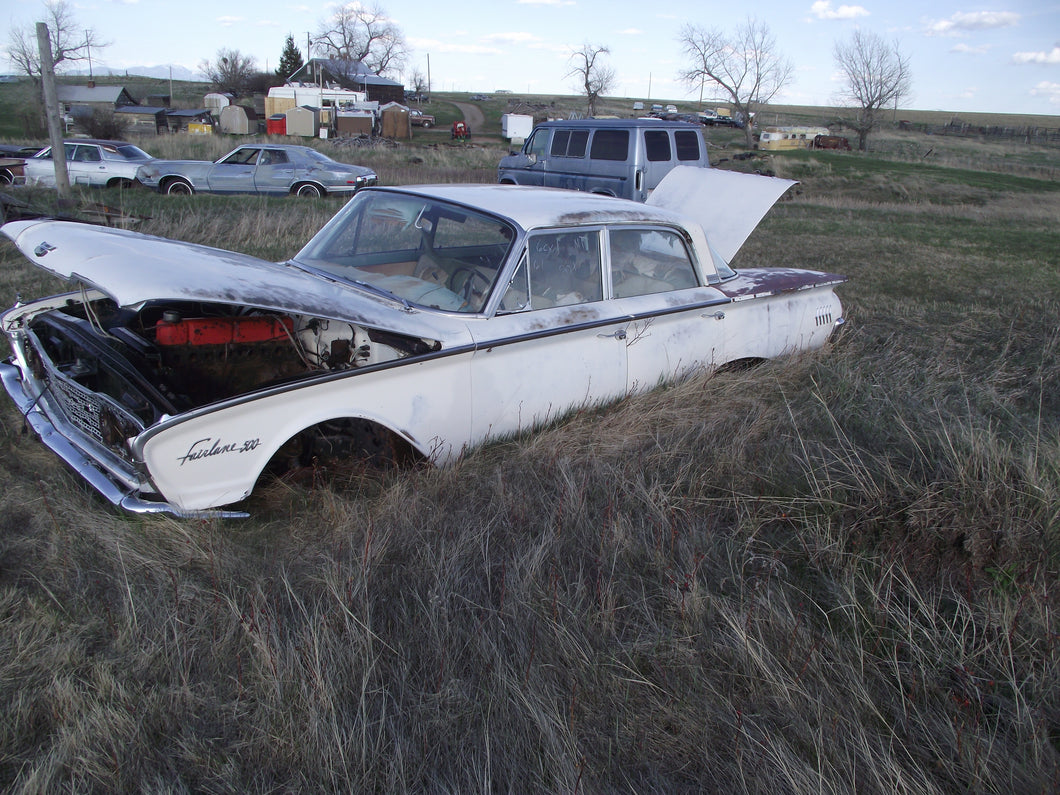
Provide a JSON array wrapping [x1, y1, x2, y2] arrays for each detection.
[[550, 130, 589, 158], [675, 130, 702, 161], [644, 130, 672, 162], [590, 130, 629, 161]]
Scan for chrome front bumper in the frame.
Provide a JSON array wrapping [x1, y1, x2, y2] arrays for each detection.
[[1, 361, 248, 519]]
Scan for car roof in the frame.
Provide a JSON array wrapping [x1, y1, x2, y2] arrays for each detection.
[[57, 139, 135, 147], [382, 184, 692, 232], [533, 118, 700, 129]]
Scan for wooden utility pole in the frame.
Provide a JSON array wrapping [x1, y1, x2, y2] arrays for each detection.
[[36, 22, 71, 201]]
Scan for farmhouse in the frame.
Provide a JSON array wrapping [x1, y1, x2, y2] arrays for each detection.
[[56, 84, 138, 128]]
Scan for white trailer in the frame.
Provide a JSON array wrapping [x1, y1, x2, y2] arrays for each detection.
[[501, 114, 534, 142]]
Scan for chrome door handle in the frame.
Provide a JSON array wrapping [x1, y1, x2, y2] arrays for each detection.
[[598, 328, 627, 340], [702, 310, 725, 320]]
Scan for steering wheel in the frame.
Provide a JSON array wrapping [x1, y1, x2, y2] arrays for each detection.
[[448, 266, 492, 307]]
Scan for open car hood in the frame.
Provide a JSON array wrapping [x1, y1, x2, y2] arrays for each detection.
[[647, 166, 796, 264], [0, 219, 449, 339]]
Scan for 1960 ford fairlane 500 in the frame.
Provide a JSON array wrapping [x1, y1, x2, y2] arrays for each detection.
[[0, 166, 844, 517]]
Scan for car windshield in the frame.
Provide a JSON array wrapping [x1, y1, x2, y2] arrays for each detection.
[[292, 190, 517, 314]]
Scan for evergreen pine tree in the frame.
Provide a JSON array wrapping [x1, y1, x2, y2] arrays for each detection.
[[276, 35, 305, 83]]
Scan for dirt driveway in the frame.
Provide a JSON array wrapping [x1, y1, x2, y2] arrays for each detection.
[[452, 101, 486, 132]]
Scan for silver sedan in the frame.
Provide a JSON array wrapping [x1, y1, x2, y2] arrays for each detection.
[[136, 144, 378, 197]]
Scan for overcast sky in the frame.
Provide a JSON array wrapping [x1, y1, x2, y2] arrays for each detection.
[[5, 0, 1059, 115]]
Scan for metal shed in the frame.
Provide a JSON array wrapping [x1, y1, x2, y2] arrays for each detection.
[[284, 105, 319, 138], [379, 102, 411, 139], [114, 106, 168, 135], [218, 105, 256, 135]]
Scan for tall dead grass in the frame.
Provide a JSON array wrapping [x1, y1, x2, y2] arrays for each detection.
[[0, 131, 1058, 792]]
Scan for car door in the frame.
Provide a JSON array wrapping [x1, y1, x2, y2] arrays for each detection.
[[66, 144, 104, 186], [544, 129, 590, 191], [467, 228, 627, 442], [253, 148, 296, 194], [205, 147, 261, 193], [517, 128, 551, 186], [606, 226, 730, 390]]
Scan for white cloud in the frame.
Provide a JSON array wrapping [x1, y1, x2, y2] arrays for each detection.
[[482, 32, 542, 44], [517, 0, 575, 5], [1030, 81, 1060, 103], [216, 16, 243, 26], [1013, 46, 1060, 65], [810, 1, 869, 21], [951, 42, 991, 55], [926, 11, 1020, 37]]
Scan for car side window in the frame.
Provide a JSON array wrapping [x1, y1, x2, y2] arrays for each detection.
[[675, 131, 702, 161], [589, 130, 629, 161], [74, 145, 101, 163], [501, 230, 603, 311], [609, 228, 699, 298], [644, 130, 672, 162], [525, 129, 549, 159], [222, 148, 260, 165], [260, 149, 288, 166], [550, 130, 589, 158]]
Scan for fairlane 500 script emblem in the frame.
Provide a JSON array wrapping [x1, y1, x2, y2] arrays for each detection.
[[178, 437, 261, 466]]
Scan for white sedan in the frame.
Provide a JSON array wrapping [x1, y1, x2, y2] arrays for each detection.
[[22, 139, 154, 188], [0, 167, 844, 517]]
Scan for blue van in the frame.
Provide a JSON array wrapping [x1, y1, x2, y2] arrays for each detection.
[[497, 118, 709, 202]]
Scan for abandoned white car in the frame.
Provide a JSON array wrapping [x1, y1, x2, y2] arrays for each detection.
[[22, 139, 155, 189], [0, 167, 844, 518]]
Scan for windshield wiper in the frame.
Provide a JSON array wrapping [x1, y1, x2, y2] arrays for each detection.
[[352, 279, 411, 310], [286, 259, 413, 310]]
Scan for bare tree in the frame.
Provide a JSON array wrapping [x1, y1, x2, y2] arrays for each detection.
[[6, 0, 106, 82], [314, 3, 407, 76], [407, 67, 427, 96], [198, 48, 258, 96], [678, 17, 792, 147], [567, 44, 615, 118], [833, 30, 911, 151]]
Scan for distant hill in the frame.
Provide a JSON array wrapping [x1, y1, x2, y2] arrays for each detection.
[[67, 64, 200, 82]]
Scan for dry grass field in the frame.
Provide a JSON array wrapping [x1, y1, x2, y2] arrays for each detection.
[[0, 110, 1058, 792]]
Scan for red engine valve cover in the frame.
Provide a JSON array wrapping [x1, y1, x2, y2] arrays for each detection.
[[155, 316, 294, 346]]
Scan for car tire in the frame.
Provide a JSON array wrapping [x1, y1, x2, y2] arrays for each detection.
[[0, 169, 12, 185], [294, 183, 324, 198], [421, 121, 432, 129], [164, 179, 194, 195]]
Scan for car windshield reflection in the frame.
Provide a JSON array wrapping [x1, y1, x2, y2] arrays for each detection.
[[292, 191, 517, 313]]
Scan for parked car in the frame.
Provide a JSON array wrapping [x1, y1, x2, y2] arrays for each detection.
[[136, 144, 377, 197], [0, 145, 40, 185], [0, 144, 44, 158], [0, 167, 845, 517], [498, 118, 710, 202], [409, 109, 435, 128], [22, 139, 154, 189]]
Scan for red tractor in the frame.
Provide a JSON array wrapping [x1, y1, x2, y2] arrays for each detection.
[[451, 121, 471, 142]]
